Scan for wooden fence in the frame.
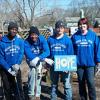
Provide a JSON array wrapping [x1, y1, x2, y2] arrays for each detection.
[[0, 27, 100, 39]]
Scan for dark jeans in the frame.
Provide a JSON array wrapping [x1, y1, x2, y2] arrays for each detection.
[[0, 68, 24, 100], [77, 66, 96, 100]]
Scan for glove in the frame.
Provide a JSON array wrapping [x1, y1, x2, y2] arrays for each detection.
[[95, 63, 100, 76], [63, 71, 68, 73], [8, 68, 16, 76], [44, 58, 54, 66], [12, 64, 20, 73], [30, 57, 40, 66]]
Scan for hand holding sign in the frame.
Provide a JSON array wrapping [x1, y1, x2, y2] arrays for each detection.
[[44, 58, 54, 66]]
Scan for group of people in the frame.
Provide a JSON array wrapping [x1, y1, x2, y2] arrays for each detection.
[[0, 17, 100, 100]]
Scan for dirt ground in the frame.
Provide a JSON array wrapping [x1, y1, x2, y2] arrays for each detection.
[[21, 60, 100, 100], [0, 60, 100, 100]]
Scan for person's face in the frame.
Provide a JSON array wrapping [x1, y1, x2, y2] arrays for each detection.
[[79, 24, 88, 32], [56, 26, 64, 36], [9, 28, 18, 37], [0, 34, 2, 37], [0, 34, 2, 40], [30, 33, 38, 42]]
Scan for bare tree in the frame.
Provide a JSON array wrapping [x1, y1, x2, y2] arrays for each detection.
[[67, 0, 100, 23], [0, 1, 16, 30], [3, 0, 41, 28]]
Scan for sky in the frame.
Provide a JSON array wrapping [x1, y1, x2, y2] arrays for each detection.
[[0, 0, 72, 18], [1, 0, 99, 17], [35, 0, 71, 16], [34, 0, 100, 17], [44, 0, 71, 9]]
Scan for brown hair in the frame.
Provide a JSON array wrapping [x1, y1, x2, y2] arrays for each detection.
[[78, 18, 89, 29]]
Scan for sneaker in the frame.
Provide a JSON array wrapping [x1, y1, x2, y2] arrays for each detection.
[[29, 95, 34, 100]]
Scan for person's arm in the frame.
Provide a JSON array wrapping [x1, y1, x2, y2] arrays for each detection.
[[0, 43, 10, 71], [94, 34, 100, 63], [16, 39, 24, 64], [38, 36, 50, 59], [95, 34, 100, 75], [67, 38, 74, 55], [71, 35, 76, 55], [24, 40, 36, 61]]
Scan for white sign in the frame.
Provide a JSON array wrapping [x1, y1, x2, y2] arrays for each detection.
[[54, 55, 77, 71], [70, 27, 78, 35]]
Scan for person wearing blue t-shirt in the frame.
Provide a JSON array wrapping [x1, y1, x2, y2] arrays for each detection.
[[71, 18, 100, 100], [0, 22, 24, 100], [47, 20, 74, 100], [24, 26, 50, 100]]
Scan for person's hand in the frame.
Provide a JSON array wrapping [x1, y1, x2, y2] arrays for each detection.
[[30, 57, 40, 66], [44, 58, 54, 66], [8, 68, 16, 76], [12, 64, 20, 73], [95, 63, 100, 76]]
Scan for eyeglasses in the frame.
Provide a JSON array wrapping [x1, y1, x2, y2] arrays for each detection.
[[79, 24, 87, 28]]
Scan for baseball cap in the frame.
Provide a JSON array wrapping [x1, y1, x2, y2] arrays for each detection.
[[55, 20, 65, 28]]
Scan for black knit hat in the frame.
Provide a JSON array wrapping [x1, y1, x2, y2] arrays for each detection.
[[55, 20, 65, 28], [8, 22, 18, 31], [29, 26, 39, 36]]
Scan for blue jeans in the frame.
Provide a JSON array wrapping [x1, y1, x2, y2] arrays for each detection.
[[28, 62, 43, 97], [77, 66, 96, 100], [50, 67, 72, 100]]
